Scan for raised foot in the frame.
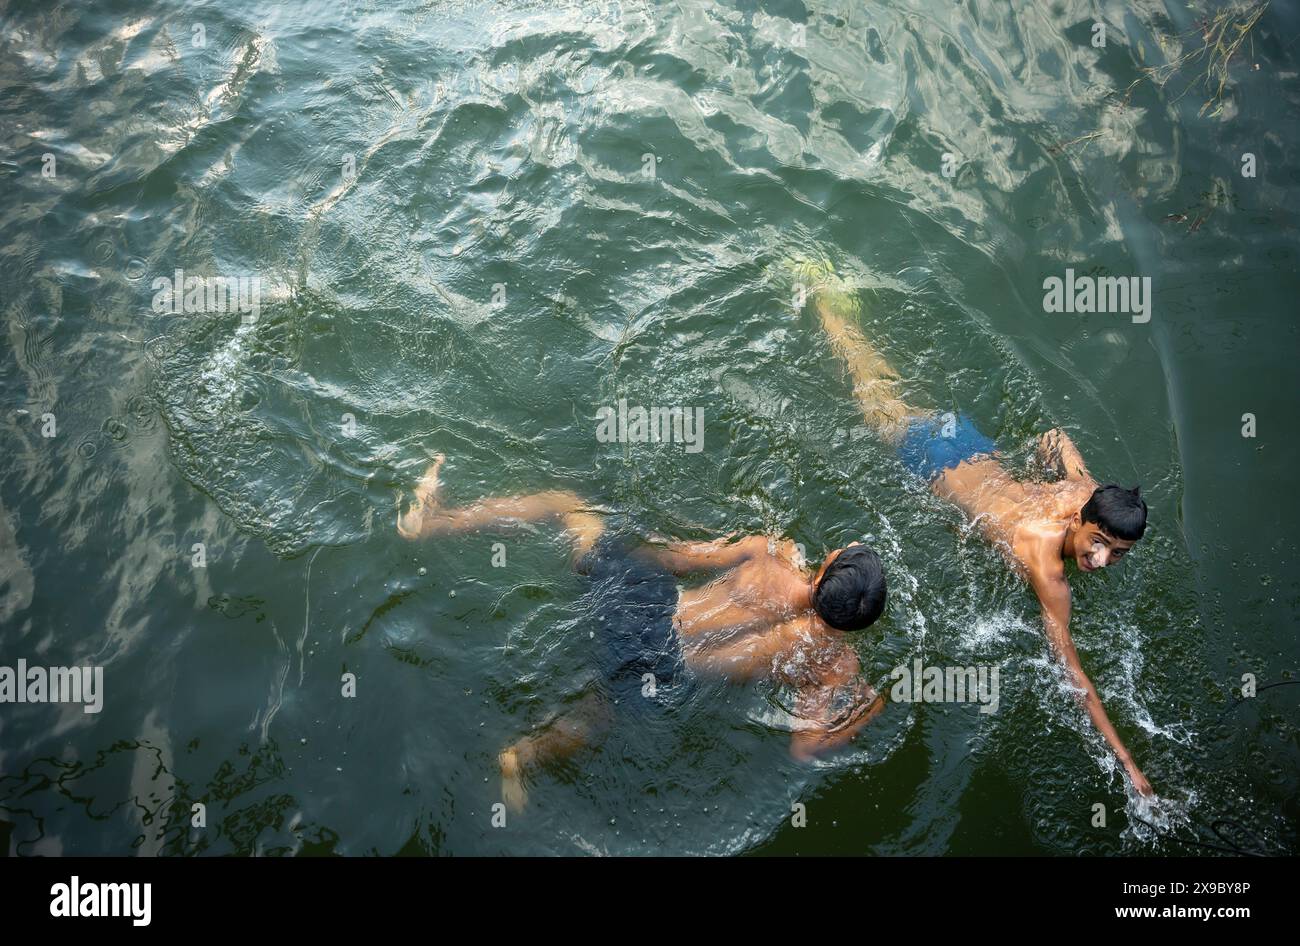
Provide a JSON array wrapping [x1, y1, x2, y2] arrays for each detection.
[[397, 453, 447, 539], [499, 747, 528, 814]]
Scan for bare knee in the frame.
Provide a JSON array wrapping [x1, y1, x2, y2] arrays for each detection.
[[510, 691, 612, 771], [562, 511, 605, 563]]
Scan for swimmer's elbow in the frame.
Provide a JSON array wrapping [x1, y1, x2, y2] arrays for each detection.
[[789, 733, 823, 762], [789, 728, 843, 762]]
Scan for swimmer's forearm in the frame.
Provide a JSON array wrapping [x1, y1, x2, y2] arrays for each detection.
[[1038, 428, 1090, 480], [1070, 664, 1153, 793], [790, 714, 871, 760], [1072, 666, 1134, 764], [789, 687, 885, 761], [1035, 576, 1138, 763], [1040, 596, 1149, 790], [637, 534, 760, 574]]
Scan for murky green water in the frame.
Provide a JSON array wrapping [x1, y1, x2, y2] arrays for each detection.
[[1, 0, 1297, 855]]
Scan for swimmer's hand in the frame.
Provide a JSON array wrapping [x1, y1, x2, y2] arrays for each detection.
[[1123, 755, 1155, 797], [1036, 428, 1088, 480]]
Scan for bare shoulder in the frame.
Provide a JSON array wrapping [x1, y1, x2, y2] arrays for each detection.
[[714, 533, 772, 563], [771, 537, 807, 566], [1014, 522, 1068, 587], [713, 538, 800, 592], [1048, 474, 1096, 505], [737, 536, 805, 571], [1007, 513, 1062, 570], [740, 534, 779, 556]]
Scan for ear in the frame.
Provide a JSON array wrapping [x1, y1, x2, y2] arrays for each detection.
[[1070, 512, 1082, 528]]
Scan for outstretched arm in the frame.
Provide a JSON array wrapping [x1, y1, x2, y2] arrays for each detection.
[[685, 618, 794, 677], [789, 648, 885, 761], [635, 533, 767, 576], [685, 629, 884, 758], [1032, 570, 1154, 796]]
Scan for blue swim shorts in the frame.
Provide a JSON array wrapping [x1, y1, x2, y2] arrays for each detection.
[[897, 412, 996, 480]]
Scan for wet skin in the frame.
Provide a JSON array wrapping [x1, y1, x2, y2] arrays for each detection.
[[397, 455, 886, 811], [812, 288, 1152, 797]]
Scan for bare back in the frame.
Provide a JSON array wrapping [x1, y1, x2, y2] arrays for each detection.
[[668, 539, 860, 687], [932, 456, 1096, 579]]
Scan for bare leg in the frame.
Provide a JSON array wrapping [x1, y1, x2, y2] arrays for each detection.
[[498, 690, 613, 812], [801, 268, 927, 443], [397, 454, 605, 562]]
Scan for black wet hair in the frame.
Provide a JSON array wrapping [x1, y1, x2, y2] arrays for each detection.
[[812, 544, 887, 632], [1081, 484, 1148, 542]]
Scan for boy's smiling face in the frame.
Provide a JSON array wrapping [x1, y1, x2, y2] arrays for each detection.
[[1071, 517, 1136, 572]]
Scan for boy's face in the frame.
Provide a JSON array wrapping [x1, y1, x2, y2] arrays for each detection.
[[1072, 518, 1136, 572]]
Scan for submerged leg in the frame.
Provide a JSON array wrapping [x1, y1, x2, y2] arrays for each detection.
[[397, 454, 605, 561], [498, 690, 614, 812], [795, 263, 926, 442]]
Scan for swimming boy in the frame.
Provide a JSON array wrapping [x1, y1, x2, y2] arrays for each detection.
[[804, 268, 1154, 796], [397, 454, 889, 810]]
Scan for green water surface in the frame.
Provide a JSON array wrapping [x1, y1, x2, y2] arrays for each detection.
[[1, 0, 1297, 855]]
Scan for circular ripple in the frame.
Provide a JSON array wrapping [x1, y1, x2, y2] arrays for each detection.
[[125, 393, 158, 430], [101, 417, 130, 444], [144, 334, 178, 365], [126, 392, 155, 419]]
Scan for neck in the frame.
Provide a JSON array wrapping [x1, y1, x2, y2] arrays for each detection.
[[794, 578, 815, 613], [1060, 523, 1077, 561]]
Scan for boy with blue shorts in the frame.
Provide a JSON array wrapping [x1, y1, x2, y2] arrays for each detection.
[[805, 267, 1153, 797]]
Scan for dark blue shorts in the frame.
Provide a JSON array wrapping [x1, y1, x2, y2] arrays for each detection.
[[898, 412, 996, 480], [577, 533, 687, 711]]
